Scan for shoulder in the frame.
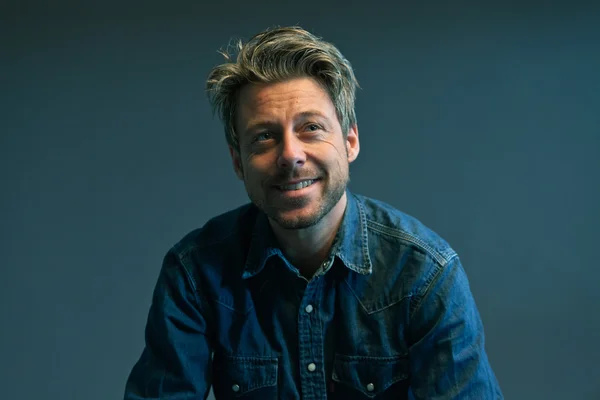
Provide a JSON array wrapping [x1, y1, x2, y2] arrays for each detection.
[[342, 192, 463, 316], [162, 203, 258, 291], [172, 202, 258, 257], [354, 193, 457, 267]]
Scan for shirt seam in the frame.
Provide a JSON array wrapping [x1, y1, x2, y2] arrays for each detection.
[[344, 276, 416, 315], [366, 219, 455, 266], [409, 254, 459, 321], [171, 246, 212, 315]]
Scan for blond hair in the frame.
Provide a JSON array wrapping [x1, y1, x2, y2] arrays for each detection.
[[206, 26, 359, 151]]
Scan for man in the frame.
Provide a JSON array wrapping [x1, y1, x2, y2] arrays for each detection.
[[124, 26, 503, 399]]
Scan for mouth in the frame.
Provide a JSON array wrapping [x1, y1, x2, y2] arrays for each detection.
[[275, 179, 319, 191]]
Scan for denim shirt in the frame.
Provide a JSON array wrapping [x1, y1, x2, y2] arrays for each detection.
[[124, 191, 503, 399]]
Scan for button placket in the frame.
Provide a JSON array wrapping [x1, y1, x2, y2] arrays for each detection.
[[297, 272, 326, 397]]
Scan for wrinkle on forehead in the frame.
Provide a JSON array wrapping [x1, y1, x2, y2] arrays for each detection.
[[237, 78, 338, 131]]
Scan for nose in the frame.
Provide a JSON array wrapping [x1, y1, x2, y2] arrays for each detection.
[[276, 132, 306, 170]]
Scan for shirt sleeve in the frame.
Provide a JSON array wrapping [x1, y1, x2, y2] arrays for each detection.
[[407, 256, 503, 399], [124, 249, 213, 399]]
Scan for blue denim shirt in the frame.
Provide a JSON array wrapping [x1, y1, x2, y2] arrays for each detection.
[[124, 191, 503, 399]]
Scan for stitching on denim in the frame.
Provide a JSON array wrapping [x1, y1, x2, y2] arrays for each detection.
[[211, 298, 254, 315], [335, 354, 408, 362], [355, 195, 373, 271], [223, 355, 279, 362], [359, 373, 408, 397], [176, 249, 199, 292], [342, 277, 368, 313], [218, 356, 278, 395], [176, 247, 253, 314], [174, 250, 215, 319], [366, 220, 454, 267], [336, 195, 373, 274], [379, 373, 409, 392], [343, 277, 413, 315], [335, 195, 372, 274], [332, 354, 409, 397], [337, 253, 367, 275], [244, 248, 281, 278], [366, 295, 414, 315], [237, 362, 277, 394], [409, 262, 441, 317], [315, 279, 328, 390], [331, 373, 407, 398], [409, 256, 459, 321]]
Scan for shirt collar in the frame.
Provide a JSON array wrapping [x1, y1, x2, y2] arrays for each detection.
[[331, 190, 373, 275], [243, 190, 372, 279]]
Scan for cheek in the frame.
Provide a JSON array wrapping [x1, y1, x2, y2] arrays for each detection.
[[324, 138, 347, 156], [322, 141, 348, 167], [243, 158, 268, 183], [327, 147, 350, 178]]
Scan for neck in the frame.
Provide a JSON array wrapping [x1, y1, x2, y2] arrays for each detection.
[[270, 192, 348, 278]]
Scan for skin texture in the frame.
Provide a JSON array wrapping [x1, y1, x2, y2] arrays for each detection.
[[230, 77, 360, 276]]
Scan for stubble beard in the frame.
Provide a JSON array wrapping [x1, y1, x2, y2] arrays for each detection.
[[247, 174, 349, 230]]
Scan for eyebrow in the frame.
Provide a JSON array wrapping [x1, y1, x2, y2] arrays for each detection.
[[244, 110, 330, 133], [295, 110, 329, 121]]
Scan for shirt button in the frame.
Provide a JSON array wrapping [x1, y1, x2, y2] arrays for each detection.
[[366, 383, 375, 392], [231, 384, 240, 392], [305, 304, 313, 313], [307, 363, 316, 372]]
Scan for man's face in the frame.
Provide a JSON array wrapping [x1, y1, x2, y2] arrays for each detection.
[[230, 77, 360, 230]]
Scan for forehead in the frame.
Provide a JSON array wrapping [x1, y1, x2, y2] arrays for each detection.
[[236, 77, 336, 126]]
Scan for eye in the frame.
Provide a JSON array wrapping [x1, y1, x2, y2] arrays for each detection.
[[253, 132, 274, 142], [305, 123, 321, 132]]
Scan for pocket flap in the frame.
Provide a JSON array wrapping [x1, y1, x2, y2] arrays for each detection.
[[214, 355, 278, 397], [332, 354, 408, 397]]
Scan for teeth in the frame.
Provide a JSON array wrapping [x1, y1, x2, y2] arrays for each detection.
[[280, 179, 314, 191]]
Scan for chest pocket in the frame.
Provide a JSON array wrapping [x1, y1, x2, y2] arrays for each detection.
[[212, 355, 278, 399], [331, 354, 409, 399]]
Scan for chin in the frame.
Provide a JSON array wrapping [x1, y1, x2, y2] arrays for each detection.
[[270, 209, 323, 230]]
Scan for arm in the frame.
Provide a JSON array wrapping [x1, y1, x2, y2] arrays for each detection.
[[408, 256, 503, 399], [124, 250, 213, 399]]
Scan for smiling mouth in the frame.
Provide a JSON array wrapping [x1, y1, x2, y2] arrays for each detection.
[[276, 179, 318, 191]]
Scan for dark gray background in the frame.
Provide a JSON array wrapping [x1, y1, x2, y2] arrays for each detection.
[[2, 1, 599, 399]]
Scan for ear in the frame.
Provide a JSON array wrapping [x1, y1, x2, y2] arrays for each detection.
[[345, 124, 360, 163], [228, 146, 244, 180]]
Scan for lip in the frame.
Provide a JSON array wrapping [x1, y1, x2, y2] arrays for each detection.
[[271, 179, 320, 196], [272, 178, 319, 187]]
